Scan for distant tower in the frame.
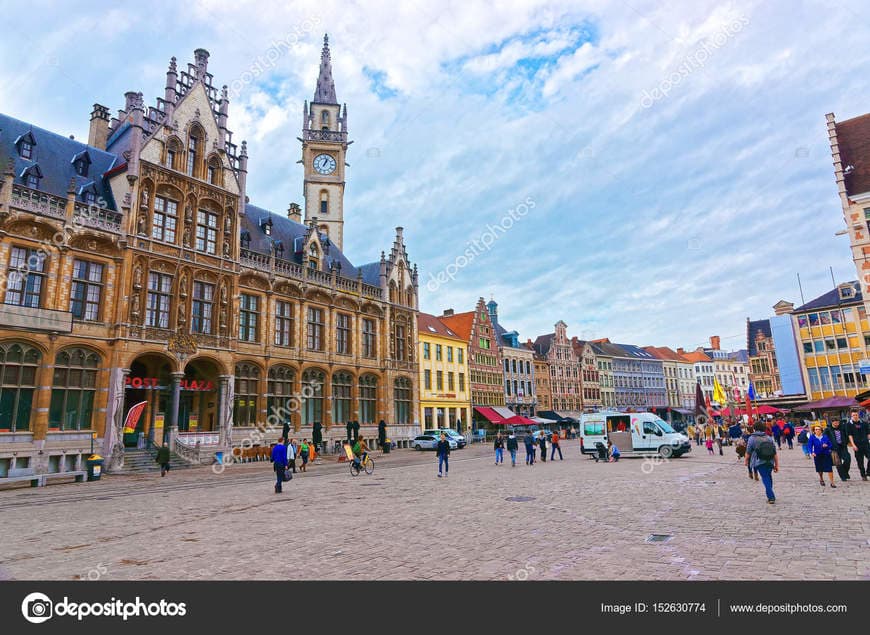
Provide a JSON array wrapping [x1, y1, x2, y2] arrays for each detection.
[[301, 34, 349, 249]]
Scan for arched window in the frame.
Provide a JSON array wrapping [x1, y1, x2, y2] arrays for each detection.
[[331, 371, 353, 425], [187, 125, 204, 177], [358, 375, 378, 424], [49, 348, 99, 430], [308, 244, 319, 270], [393, 376, 412, 424], [166, 138, 182, 170], [267, 366, 296, 422], [207, 156, 221, 186], [319, 190, 328, 215], [233, 363, 260, 426], [301, 369, 324, 427], [0, 342, 40, 431]]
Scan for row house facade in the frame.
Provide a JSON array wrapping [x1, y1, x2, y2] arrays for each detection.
[[590, 341, 616, 409], [440, 297, 505, 425], [644, 346, 695, 409], [678, 348, 715, 401], [532, 353, 553, 412], [571, 338, 602, 411], [747, 318, 781, 397], [532, 321, 582, 417], [487, 299, 536, 417], [704, 335, 749, 401], [417, 313, 471, 433], [0, 40, 421, 477]]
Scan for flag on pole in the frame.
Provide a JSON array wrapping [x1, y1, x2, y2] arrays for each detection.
[[694, 382, 706, 416], [748, 382, 757, 401], [744, 393, 754, 425], [713, 377, 727, 406]]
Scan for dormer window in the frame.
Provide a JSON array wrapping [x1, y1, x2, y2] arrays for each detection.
[[72, 151, 91, 177], [20, 141, 33, 159], [260, 217, 273, 236], [240, 230, 251, 250], [308, 244, 319, 269], [272, 240, 284, 256], [83, 190, 96, 205], [20, 165, 42, 190], [79, 182, 98, 206], [839, 285, 855, 300]]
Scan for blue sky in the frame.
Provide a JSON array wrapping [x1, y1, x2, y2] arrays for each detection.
[[2, 0, 868, 352]]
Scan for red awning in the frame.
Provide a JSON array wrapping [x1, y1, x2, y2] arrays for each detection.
[[502, 415, 536, 426], [473, 406, 506, 424]]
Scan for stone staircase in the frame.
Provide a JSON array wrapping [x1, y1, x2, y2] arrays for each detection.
[[116, 448, 193, 475]]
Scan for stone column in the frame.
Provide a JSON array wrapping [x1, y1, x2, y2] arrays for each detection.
[[218, 375, 234, 447], [105, 367, 130, 471], [166, 371, 184, 448]]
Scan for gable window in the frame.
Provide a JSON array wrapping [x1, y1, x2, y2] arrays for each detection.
[[207, 157, 221, 186], [152, 196, 178, 243], [187, 134, 199, 176], [308, 244, 319, 269], [196, 210, 218, 254], [70, 260, 104, 321], [166, 139, 181, 170], [73, 153, 90, 177], [20, 140, 33, 159], [5, 247, 46, 308], [239, 294, 259, 342]]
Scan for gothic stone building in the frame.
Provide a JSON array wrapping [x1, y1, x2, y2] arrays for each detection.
[[0, 38, 419, 477]]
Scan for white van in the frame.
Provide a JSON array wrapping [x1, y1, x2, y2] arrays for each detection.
[[579, 412, 691, 459]]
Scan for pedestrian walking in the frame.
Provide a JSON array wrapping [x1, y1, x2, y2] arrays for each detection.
[[782, 420, 795, 449], [494, 432, 505, 465], [808, 424, 836, 488], [156, 443, 171, 477], [436, 432, 450, 477], [551, 430, 563, 460], [506, 432, 519, 467], [538, 431, 548, 462], [286, 438, 297, 474], [825, 419, 851, 481], [299, 439, 310, 472], [312, 421, 323, 454], [847, 411, 870, 481], [378, 419, 387, 451], [772, 421, 782, 449], [524, 432, 535, 465], [271, 438, 288, 494], [687, 424, 696, 445], [745, 422, 779, 504], [282, 420, 291, 444], [715, 434, 723, 456]]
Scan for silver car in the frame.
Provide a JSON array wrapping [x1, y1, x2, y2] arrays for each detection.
[[412, 434, 458, 451]]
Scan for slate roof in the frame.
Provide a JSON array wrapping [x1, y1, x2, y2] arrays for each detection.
[[0, 112, 121, 209], [794, 281, 862, 312], [241, 203, 381, 286], [533, 333, 555, 356], [728, 350, 749, 363], [747, 319, 772, 357], [615, 343, 658, 360], [588, 340, 626, 358]]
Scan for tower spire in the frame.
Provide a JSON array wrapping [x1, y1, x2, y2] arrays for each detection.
[[313, 33, 338, 104]]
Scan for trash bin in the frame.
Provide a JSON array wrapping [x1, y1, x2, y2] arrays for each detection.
[[382, 439, 391, 454], [85, 454, 104, 481]]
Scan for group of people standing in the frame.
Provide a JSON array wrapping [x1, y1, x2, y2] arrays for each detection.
[[493, 430, 563, 467]]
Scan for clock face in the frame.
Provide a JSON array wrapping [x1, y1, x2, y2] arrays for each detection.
[[313, 154, 336, 175]]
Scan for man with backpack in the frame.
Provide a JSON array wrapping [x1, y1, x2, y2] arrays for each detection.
[[745, 421, 779, 504]]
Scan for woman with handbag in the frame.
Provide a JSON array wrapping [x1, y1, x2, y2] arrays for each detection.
[[824, 419, 851, 481], [808, 425, 836, 488]]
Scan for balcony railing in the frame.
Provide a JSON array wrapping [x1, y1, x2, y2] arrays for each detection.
[[239, 249, 384, 300], [302, 128, 347, 143], [10, 185, 66, 219], [73, 203, 123, 233]]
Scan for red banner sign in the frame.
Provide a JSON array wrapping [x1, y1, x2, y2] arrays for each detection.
[[123, 401, 147, 434]]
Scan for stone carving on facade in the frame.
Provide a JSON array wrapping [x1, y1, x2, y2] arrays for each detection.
[[137, 213, 147, 235], [179, 273, 188, 298], [183, 224, 192, 247], [168, 332, 197, 357], [130, 292, 140, 319], [177, 301, 186, 326], [224, 214, 232, 233], [133, 264, 143, 290], [222, 239, 230, 257], [141, 186, 149, 208]]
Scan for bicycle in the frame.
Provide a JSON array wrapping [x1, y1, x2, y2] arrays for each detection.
[[350, 453, 374, 476]]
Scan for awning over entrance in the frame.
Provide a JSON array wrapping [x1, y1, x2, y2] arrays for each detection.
[[792, 396, 857, 411], [537, 410, 563, 421], [500, 415, 536, 426], [473, 406, 506, 423], [492, 406, 517, 419]]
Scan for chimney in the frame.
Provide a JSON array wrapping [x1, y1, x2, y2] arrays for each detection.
[[677, 347, 685, 355], [442, 309, 454, 317], [710, 335, 721, 350], [773, 301, 794, 316], [88, 104, 110, 149], [287, 202, 302, 223]]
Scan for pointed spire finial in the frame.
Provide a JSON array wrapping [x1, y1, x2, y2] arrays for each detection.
[[313, 33, 338, 104]]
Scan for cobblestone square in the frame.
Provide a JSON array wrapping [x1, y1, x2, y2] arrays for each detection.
[[1, 442, 868, 581]]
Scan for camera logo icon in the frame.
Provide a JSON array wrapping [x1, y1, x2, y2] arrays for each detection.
[[21, 592, 53, 624]]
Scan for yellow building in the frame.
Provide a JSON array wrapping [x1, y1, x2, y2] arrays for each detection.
[[794, 281, 870, 399], [417, 313, 471, 433]]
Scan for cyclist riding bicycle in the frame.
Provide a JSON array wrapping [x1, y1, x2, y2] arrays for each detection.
[[352, 436, 369, 470]]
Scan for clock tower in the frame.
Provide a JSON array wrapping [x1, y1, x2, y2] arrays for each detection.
[[301, 34, 349, 250]]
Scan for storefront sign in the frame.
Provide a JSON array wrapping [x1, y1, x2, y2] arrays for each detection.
[[189, 414, 199, 432], [125, 376, 215, 391], [153, 415, 164, 442]]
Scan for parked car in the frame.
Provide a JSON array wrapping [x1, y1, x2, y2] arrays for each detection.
[[429, 428, 467, 448], [412, 434, 457, 451]]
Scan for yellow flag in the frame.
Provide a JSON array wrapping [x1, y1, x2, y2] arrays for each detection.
[[713, 377, 727, 406]]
